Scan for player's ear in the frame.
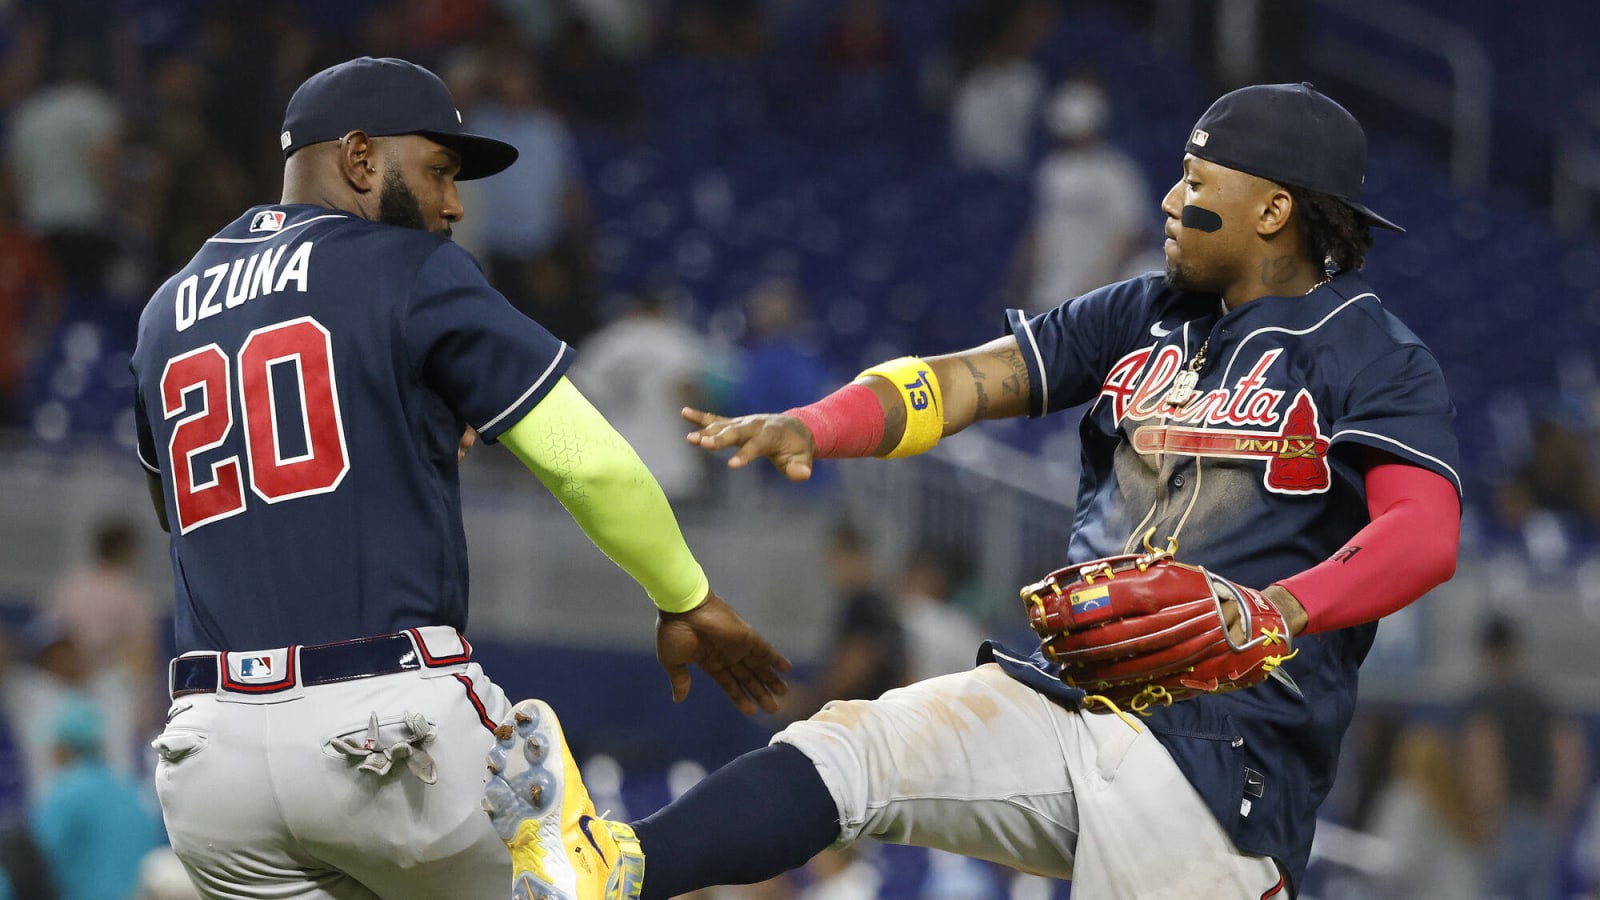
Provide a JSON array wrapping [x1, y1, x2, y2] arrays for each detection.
[[1258, 185, 1295, 237], [339, 130, 378, 192]]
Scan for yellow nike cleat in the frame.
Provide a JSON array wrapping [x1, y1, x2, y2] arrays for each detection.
[[483, 699, 645, 900]]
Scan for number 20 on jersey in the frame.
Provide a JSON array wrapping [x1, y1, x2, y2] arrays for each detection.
[[160, 316, 349, 534]]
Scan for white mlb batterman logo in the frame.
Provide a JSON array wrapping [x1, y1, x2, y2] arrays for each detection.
[[250, 210, 286, 233], [280, 130, 292, 150], [1191, 128, 1210, 147], [231, 654, 279, 682]]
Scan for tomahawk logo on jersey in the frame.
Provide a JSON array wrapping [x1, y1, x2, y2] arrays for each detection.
[[131, 204, 573, 653]]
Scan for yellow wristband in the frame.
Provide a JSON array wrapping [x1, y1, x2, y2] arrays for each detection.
[[858, 356, 942, 458]]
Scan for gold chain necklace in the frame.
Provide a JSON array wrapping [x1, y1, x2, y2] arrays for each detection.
[[1163, 279, 1325, 410]]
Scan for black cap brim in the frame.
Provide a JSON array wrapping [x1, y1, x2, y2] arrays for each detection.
[[1346, 199, 1405, 233], [420, 130, 519, 181]]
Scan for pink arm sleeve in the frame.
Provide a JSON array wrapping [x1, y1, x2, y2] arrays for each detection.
[[1275, 461, 1460, 635]]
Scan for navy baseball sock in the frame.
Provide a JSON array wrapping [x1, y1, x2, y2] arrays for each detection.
[[631, 742, 840, 900]]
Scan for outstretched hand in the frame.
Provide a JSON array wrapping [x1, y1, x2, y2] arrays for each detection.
[[655, 590, 792, 715], [682, 407, 817, 482]]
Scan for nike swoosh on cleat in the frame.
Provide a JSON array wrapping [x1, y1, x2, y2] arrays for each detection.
[[578, 815, 612, 868]]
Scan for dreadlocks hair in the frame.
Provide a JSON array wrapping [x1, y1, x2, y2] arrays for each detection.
[[1287, 184, 1374, 273]]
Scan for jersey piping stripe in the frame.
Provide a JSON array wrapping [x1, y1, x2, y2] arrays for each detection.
[[478, 344, 569, 433], [1259, 872, 1287, 898], [1013, 315, 1049, 414], [1216, 293, 1373, 381], [989, 645, 1050, 671], [453, 673, 498, 732], [204, 214, 350, 244], [1215, 289, 1462, 492], [1329, 428, 1462, 493], [137, 444, 160, 474]]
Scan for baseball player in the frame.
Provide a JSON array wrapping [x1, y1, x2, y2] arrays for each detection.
[[483, 83, 1460, 899], [129, 57, 789, 900]]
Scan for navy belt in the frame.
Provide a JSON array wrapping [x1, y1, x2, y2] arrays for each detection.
[[170, 629, 472, 698]]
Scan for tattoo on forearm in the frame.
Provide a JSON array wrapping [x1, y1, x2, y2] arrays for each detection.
[[999, 348, 1027, 397], [961, 357, 990, 417]]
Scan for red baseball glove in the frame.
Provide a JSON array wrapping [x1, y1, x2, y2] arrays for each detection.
[[1020, 549, 1297, 715]]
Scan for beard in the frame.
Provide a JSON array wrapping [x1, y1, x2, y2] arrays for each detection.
[[1163, 258, 1193, 292], [377, 168, 440, 235]]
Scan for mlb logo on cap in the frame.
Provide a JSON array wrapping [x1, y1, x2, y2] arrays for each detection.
[[1191, 129, 1210, 147]]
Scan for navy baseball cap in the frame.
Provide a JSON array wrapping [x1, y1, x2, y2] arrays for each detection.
[[280, 57, 518, 181], [1184, 82, 1403, 233]]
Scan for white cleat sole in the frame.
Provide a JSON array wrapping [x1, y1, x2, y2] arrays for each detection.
[[484, 699, 577, 900]]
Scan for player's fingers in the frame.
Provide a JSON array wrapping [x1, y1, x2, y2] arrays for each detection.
[[681, 406, 722, 428], [707, 665, 757, 715], [689, 418, 755, 452], [725, 431, 783, 469], [664, 663, 693, 703], [779, 458, 814, 482], [725, 662, 778, 714]]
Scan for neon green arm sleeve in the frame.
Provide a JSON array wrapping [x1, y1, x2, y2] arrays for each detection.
[[500, 377, 709, 613]]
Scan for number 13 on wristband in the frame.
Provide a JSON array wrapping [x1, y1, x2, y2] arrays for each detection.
[[859, 356, 943, 458]]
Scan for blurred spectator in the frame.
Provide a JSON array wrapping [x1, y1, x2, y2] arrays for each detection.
[[1012, 76, 1155, 313], [472, 52, 600, 344], [946, 0, 1058, 174], [1364, 723, 1484, 900], [29, 696, 160, 900], [4, 41, 122, 294], [671, 0, 769, 60], [44, 517, 160, 772], [0, 10, 46, 114], [1461, 614, 1590, 900], [897, 542, 985, 683], [784, 523, 907, 721], [138, 52, 254, 280], [0, 617, 96, 801], [0, 172, 62, 427], [1494, 409, 1600, 532], [406, 0, 491, 56], [0, 816, 56, 900], [822, 0, 899, 72], [0, 637, 30, 827], [541, 14, 647, 130], [732, 277, 830, 418], [568, 280, 712, 502]]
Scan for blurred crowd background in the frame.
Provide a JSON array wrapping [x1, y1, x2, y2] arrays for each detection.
[[0, 0, 1598, 897]]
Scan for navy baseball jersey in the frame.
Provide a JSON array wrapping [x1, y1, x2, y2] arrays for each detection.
[[131, 204, 572, 653], [980, 269, 1460, 886]]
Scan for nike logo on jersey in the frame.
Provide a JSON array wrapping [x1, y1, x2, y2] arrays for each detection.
[[1149, 321, 1173, 337]]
